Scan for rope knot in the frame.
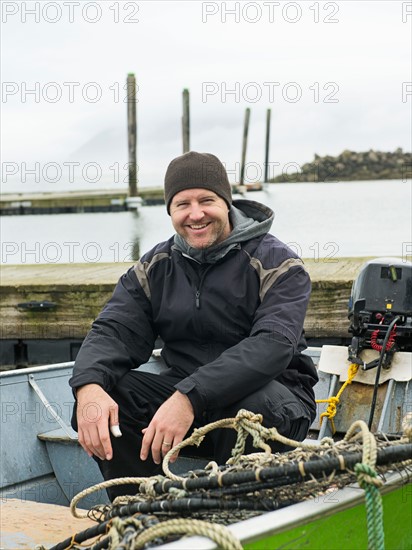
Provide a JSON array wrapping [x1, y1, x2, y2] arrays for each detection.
[[323, 396, 338, 415], [227, 410, 268, 465], [141, 476, 164, 497], [319, 397, 339, 433], [354, 463, 383, 489], [234, 409, 263, 425], [189, 427, 206, 447], [316, 363, 359, 434]]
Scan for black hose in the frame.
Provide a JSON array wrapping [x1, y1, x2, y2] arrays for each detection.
[[132, 442, 412, 499], [49, 442, 412, 550], [368, 316, 400, 429], [49, 521, 110, 550], [108, 496, 280, 519]]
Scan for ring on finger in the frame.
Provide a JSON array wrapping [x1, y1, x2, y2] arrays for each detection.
[[162, 441, 172, 447]]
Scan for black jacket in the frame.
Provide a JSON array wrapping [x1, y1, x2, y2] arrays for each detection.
[[69, 201, 318, 418]]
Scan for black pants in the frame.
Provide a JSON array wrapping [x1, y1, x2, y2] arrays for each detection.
[[72, 369, 312, 500]]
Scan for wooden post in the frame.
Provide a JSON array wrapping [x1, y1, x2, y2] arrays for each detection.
[[240, 108, 250, 185], [182, 88, 190, 153], [264, 109, 271, 183], [127, 73, 138, 197]]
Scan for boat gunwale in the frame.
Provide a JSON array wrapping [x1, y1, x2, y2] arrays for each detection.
[[0, 361, 74, 387], [0, 361, 75, 381]]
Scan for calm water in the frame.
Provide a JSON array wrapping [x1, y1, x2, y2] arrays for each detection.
[[1, 180, 410, 265]]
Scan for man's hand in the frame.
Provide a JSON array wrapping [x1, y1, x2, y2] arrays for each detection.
[[140, 391, 194, 465], [76, 384, 119, 461]]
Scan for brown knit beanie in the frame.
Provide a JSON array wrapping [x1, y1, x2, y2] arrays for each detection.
[[164, 151, 232, 214]]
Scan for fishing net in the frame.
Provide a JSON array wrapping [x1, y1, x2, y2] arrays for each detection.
[[42, 409, 412, 550]]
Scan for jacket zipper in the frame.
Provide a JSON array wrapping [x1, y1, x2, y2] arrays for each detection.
[[195, 265, 213, 309]]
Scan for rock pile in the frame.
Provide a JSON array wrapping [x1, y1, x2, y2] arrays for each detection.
[[270, 148, 411, 183]]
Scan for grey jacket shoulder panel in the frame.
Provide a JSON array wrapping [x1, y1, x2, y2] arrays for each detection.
[[246, 254, 306, 302], [134, 252, 170, 300]]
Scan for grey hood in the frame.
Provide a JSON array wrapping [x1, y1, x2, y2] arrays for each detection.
[[173, 199, 274, 263]]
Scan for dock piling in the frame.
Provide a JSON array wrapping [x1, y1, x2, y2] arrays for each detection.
[[182, 88, 190, 153], [264, 109, 271, 183], [240, 108, 251, 186], [127, 73, 138, 197]]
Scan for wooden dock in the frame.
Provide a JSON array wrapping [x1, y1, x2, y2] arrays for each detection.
[[0, 188, 165, 215], [0, 258, 373, 342], [0, 184, 263, 215]]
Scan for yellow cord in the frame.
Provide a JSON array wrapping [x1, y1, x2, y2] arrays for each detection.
[[316, 363, 359, 434]]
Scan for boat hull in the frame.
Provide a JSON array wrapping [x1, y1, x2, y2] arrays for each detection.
[[1, 352, 411, 549], [243, 484, 411, 550]]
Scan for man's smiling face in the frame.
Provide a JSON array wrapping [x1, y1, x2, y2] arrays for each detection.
[[170, 188, 231, 249]]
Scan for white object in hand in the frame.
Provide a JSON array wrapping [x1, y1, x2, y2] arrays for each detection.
[[110, 425, 122, 438]]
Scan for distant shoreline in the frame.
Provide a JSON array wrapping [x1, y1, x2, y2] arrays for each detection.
[[269, 148, 411, 183], [265, 178, 409, 185]]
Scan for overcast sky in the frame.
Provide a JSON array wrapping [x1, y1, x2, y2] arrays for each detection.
[[1, 0, 411, 191]]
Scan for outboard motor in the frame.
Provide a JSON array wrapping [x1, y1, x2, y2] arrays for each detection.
[[348, 257, 412, 370]]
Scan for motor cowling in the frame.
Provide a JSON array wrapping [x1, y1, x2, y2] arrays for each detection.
[[348, 257, 412, 366]]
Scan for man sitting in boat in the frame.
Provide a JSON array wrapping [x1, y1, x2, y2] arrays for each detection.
[[69, 151, 318, 500]]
